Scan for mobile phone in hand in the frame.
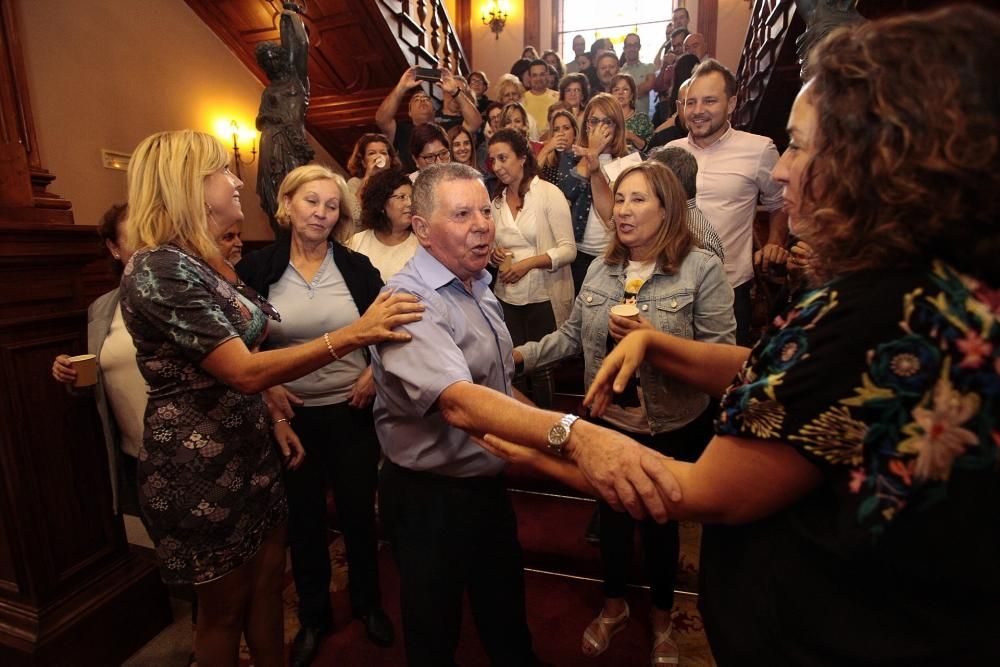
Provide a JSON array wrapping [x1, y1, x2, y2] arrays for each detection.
[[414, 67, 441, 82]]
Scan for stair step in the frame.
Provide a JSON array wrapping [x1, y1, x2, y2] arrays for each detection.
[[510, 488, 700, 595]]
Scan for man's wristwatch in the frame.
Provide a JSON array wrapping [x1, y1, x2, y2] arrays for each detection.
[[449, 88, 460, 98], [547, 413, 579, 457]]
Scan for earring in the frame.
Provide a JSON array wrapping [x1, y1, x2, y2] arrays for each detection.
[[112, 253, 120, 260]]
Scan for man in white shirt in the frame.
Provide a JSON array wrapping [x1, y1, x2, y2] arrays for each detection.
[[667, 59, 788, 345], [684, 33, 710, 61], [565, 34, 587, 73]]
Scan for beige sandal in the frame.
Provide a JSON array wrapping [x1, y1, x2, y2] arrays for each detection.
[[651, 622, 679, 665], [581, 601, 630, 657]]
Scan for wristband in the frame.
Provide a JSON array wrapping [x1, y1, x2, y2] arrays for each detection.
[[273, 418, 290, 427]]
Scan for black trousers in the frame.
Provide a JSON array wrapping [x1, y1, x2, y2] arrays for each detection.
[[733, 280, 754, 347], [570, 251, 600, 295], [501, 300, 556, 408], [379, 460, 536, 667], [597, 405, 715, 610], [284, 402, 382, 629]]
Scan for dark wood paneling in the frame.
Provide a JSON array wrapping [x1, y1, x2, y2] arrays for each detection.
[[699, 0, 718, 58], [524, 0, 540, 51], [0, 224, 171, 666]]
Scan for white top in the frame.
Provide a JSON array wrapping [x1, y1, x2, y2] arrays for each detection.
[[99, 304, 147, 457], [349, 229, 420, 282], [493, 177, 576, 307], [266, 247, 367, 406], [603, 259, 656, 434], [667, 126, 784, 287]]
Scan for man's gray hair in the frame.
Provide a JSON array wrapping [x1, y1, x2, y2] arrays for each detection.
[[412, 163, 484, 219], [648, 146, 698, 199]]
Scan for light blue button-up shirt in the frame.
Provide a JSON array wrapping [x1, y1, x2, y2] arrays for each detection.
[[371, 245, 513, 477]]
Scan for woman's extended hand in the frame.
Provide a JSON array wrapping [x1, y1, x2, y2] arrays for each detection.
[[473, 433, 541, 467], [351, 291, 424, 346], [348, 365, 377, 409], [273, 421, 306, 470], [608, 312, 653, 342], [583, 329, 654, 417], [51, 354, 77, 385]]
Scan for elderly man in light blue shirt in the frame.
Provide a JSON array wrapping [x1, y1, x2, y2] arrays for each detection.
[[371, 163, 681, 666]]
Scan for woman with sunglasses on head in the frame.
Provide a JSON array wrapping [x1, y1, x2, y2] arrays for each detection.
[[121, 131, 422, 667], [514, 161, 734, 663], [555, 92, 632, 292], [350, 169, 419, 282], [236, 164, 417, 663], [488, 128, 576, 408]]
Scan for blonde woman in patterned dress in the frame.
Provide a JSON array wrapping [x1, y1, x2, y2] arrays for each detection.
[[120, 130, 423, 666]]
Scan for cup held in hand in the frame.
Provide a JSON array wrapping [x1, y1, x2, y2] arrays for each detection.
[[499, 251, 514, 272], [610, 303, 640, 321], [69, 354, 98, 387]]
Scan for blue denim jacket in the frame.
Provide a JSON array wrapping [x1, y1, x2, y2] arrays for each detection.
[[518, 248, 736, 433]]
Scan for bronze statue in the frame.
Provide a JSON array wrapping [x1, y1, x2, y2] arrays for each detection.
[[256, 2, 314, 234], [794, 0, 864, 79]]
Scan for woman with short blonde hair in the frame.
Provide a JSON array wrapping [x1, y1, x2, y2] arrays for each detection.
[[275, 164, 357, 241]]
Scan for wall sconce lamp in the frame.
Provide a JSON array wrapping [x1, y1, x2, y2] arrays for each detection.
[[481, 1, 508, 40], [229, 120, 257, 179]]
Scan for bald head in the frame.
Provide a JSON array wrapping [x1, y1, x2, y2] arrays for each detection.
[[684, 33, 708, 61]]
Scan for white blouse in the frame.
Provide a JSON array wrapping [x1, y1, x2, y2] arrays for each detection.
[[493, 176, 576, 307]]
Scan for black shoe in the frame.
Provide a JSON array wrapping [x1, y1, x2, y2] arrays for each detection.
[[359, 608, 395, 647], [290, 625, 327, 667]]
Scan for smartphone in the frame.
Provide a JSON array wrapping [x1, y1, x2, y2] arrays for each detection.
[[414, 67, 441, 82]]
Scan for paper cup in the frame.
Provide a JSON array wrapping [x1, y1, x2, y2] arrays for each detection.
[[69, 354, 98, 387], [610, 303, 640, 321], [499, 251, 514, 272]]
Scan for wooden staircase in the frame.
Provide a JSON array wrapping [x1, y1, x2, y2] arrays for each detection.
[[183, 0, 470, 164]]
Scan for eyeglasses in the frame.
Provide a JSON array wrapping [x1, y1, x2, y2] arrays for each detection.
[[419, 149, 451, 163], [586, 117, 616, 128], [232, 280, 281, 323], [388, 193, 412, 202]]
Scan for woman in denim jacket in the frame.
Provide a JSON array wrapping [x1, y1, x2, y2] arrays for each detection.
[[515, 162, 734, 664]]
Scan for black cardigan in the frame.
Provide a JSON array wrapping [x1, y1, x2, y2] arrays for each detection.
[[236, 231, 384, 319]]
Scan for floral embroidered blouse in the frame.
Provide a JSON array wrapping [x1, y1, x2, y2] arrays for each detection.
[[701, 262, 999, 664]]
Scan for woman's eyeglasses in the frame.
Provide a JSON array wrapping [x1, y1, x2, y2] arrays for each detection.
[[586, 117, 616, 128], [232, 280, 282, 323], [419, 149, 451, 163]]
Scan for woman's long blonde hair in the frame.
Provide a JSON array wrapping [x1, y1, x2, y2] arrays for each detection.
[[127, 130, 230, 258]]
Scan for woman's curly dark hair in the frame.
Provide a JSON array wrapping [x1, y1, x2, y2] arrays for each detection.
[[800, 4, 999, 285], [359, 169, 412, 234], [346, 133, 400, 179]]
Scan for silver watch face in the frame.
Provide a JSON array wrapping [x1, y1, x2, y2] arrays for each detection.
[[548, 423, 569, 446]]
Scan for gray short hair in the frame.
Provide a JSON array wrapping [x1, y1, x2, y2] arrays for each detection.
[[648, 146, 698, 199], [412, 163, 484, 219]]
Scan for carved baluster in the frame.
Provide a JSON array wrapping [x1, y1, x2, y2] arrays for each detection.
[[430, 0, 442, 63], [416, 0, 427, 49]]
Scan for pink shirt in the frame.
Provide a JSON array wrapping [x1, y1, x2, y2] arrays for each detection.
[[667, 126, 783, 287]]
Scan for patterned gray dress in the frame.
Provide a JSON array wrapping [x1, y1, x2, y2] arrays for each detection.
[[120, 245, 287, 585]]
